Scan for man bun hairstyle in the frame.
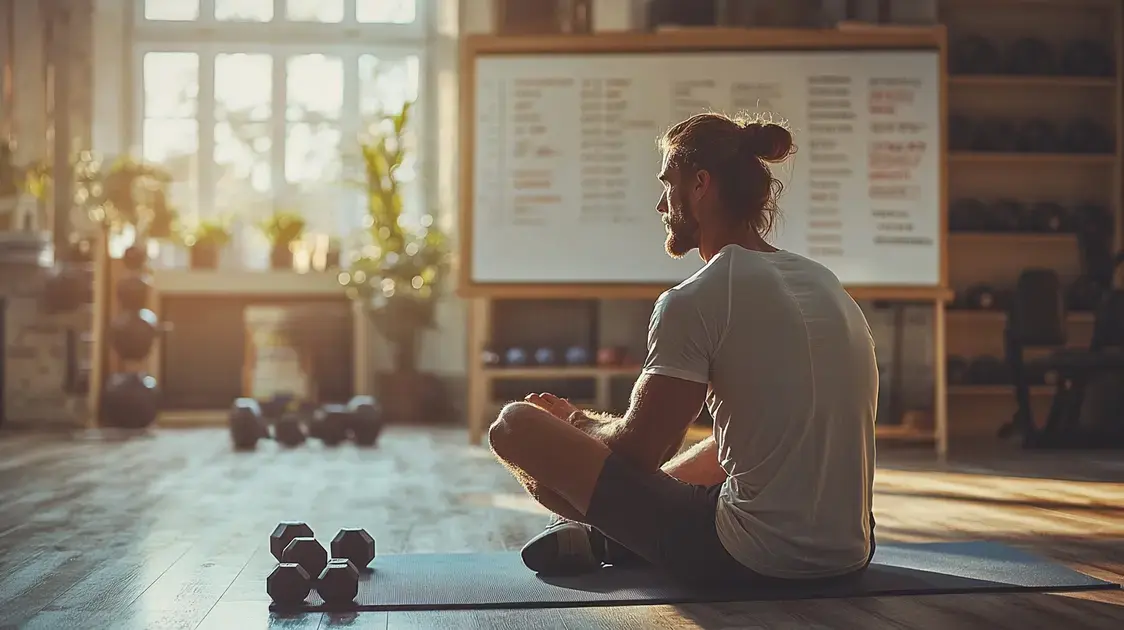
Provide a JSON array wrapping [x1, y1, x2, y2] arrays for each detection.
[[659, 112, 796, 238], [740, 121, 796, 163]]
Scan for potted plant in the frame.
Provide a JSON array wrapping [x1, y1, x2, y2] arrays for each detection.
[[341, 100, 451, 422], [180, 216, 232, 270], [258, 209, 306, 270]]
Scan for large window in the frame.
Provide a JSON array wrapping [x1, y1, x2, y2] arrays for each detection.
[[135, 0, 423, 267]]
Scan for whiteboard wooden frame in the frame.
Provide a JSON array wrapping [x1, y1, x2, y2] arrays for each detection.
[[460, 27, 953, 457], [457, 26, 951, 302]]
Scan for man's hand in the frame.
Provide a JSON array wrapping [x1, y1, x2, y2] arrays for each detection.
[[524, 392, 581, 422]]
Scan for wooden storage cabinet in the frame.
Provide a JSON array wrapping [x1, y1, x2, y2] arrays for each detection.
[[940, 0, 1122, 439]]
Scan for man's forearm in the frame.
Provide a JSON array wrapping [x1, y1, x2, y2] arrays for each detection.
[[569, 410, 688, 471], [662, 436, 726, 486]]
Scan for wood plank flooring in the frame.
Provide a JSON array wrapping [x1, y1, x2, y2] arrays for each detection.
[[0, 427, 1121, 629]]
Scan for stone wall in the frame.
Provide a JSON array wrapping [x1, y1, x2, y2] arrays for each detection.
[[2, 265, 89, 427], [2, 0, 95, 428]]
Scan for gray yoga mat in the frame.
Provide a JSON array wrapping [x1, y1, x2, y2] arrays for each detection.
[[273, 541, 1119, 613]]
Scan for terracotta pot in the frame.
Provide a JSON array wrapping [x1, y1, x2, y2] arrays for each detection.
[[270, 244, 294, 270], [189, 243, 219, 270]]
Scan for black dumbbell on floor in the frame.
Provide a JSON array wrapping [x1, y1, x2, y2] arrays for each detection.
[[229, 398, 307, 450], [311, 396, 386, 447], [267, 522, 376, 608]]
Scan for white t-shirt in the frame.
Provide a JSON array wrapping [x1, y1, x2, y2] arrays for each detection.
[[642, 244, 878, 579]]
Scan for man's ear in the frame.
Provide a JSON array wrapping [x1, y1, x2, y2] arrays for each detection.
[[692, 169, 711, 202]]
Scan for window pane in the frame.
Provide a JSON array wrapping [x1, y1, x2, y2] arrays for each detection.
[[356, 0, 416, 23], [286, 0, 344, 22], [285, 122, 344, 235], [358, 55, 419, 118], [287, 55, 344, 121], [142, 119, 199, 216], [144, 53, 199, 118], [215, 0, 273, 22], [214, 121, 273, 217], [145, 0, 200, 21], [215, 54, 272, 122]]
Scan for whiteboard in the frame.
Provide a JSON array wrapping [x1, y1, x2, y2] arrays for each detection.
[[469, 49, 942, 287]]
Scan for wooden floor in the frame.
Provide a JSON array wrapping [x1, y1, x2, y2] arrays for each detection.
[[0, 427, 1122, 630]]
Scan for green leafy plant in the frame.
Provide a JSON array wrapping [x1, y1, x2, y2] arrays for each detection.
[[341, 100, 451, 371], [258, 209, 307, 248], [29, 150, 176, 236], [179, 216, 233, 249]]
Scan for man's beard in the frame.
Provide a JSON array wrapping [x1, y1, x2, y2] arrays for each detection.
[[663, 203, 699, 258]]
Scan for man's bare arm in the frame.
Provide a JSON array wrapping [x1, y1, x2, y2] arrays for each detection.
[[662, 435, 725, 486], [570, 373, 708, 473]]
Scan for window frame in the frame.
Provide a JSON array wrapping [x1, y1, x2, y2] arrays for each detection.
[[131, 0, 428, 231], [134, 0, 427, 42]]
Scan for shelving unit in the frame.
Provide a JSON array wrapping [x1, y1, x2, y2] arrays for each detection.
[[940, 0, 1122, 438]]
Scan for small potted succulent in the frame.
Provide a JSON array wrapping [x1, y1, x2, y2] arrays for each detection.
[[180, 217, 233, 270], [258, 209, 307, 271]]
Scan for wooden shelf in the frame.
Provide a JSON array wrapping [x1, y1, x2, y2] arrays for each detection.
[[949, 75, 1116, 89], [946, 309, 1095, 324], [948, 152, 1117, 166], [949, 385, 1054, 396], [948, 232, 1075, 245], [482, 366, 642, 379]]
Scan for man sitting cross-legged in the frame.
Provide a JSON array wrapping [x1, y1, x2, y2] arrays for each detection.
[[488, 112, 879, 586]]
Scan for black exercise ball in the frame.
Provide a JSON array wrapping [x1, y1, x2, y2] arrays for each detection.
[[101, 372, 160, 429], [116, 275, 153, 311], [122, 245, 148, 272], [42, 264, 93, 313], [110, 309, 160, 361]]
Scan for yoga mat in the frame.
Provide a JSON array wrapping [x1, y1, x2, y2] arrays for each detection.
[[273, 541, 1119, 612]]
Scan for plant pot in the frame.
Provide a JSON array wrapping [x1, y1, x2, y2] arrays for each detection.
[[189, 243, 220, 270], [270, 244, 294, 270]]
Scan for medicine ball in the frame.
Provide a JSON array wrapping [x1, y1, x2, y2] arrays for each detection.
[[116, 275, 153, 311], [951, 35, 1002, 75], [985, 199, 1023, 232], [505, 347, 529, 366], [1015, 119, 1060, 153], [109, 309, 160, 361], [1062, 119, 1113, 154], [949, 198, 987, 232], [948, 115, 975, 151], [1006, 38, 1056, 75], [970, 118, 1017, 153], [1062, 40, 1114, 77], [1027, 202, 1069, 233], [101, 372, 160, 429]]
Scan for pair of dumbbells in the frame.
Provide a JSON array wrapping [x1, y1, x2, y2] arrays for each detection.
[[267, 522, 377, 608]]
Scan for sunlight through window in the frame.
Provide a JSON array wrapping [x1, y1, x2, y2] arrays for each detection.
[[135, 3, 424, 268], [142, 52, 201, 217], [215, 0, 274, 22], [287, 0, 345, 22], [144, 0, 199, 21], [357, 0, 416, 24]]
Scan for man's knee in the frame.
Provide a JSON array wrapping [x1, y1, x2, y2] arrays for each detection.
[[488, 401, 541, 459]]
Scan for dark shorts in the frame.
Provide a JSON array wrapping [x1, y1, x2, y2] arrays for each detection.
[[584, 452, 876, 586]]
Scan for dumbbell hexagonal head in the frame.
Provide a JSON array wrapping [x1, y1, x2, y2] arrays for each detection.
[[267, 563, 311, 606], [282, 537, 328, 581], [270, 522, 314, 561], [317, 558, 360, 606], [331, 528, 376, 569]]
